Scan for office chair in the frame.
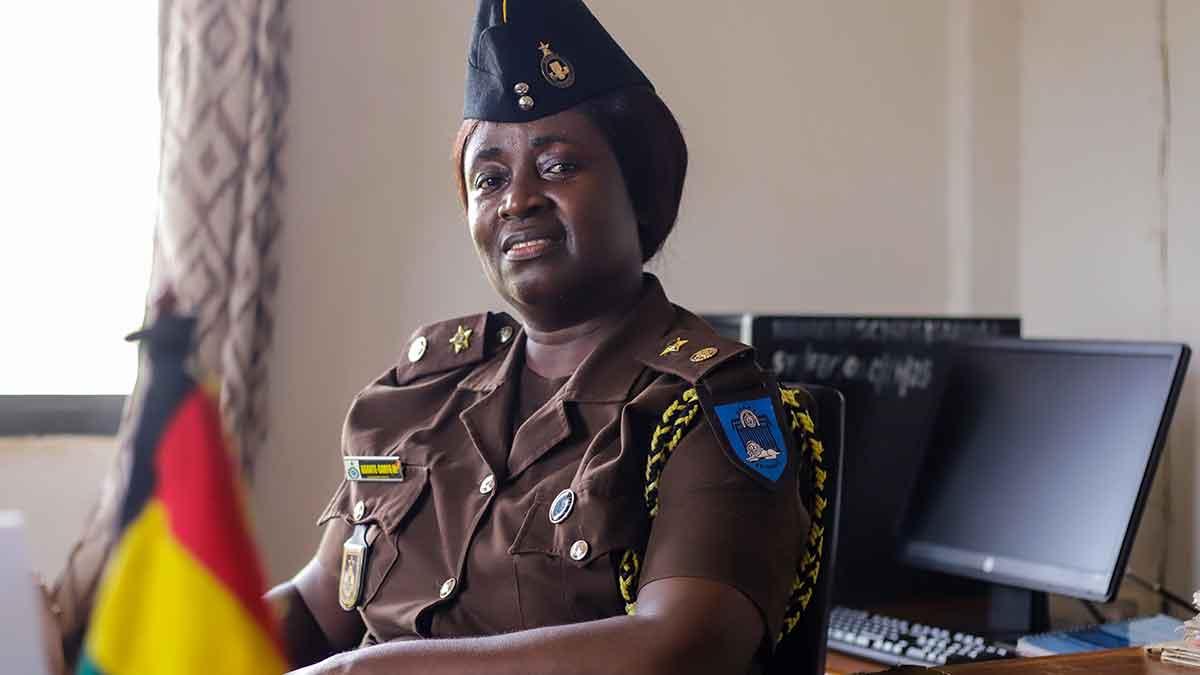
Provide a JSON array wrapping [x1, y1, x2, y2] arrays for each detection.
[[768, 384, 845, 675]]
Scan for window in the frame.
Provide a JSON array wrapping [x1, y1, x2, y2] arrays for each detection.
[[0, 4, 159, 400]]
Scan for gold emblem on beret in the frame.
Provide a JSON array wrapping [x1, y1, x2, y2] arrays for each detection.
[[690, 347, 719, 363], [450, 325, 473, 354], [660, 337, 689, 356], [538, 41, 575, 89]]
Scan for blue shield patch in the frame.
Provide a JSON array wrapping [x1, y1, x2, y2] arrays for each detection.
[[711, 397, 789, 483]]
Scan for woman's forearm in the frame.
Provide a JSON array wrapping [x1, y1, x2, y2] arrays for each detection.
[[289, 574, 764, 675], [295, 612, 733, 675]]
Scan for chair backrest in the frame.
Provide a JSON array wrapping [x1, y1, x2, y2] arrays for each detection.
[[767, 384, 845, 675]]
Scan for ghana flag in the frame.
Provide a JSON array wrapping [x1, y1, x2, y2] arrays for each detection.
[[78, 314, 287, 674]]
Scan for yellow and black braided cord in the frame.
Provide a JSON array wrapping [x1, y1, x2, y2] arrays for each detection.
[[777, 387, 827, 641], [618, 387, 701, 613], [618, 386, 828, 646]]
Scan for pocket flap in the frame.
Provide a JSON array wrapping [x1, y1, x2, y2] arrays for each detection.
[[318, 464, 429, 533], [509, 490, 647, 567]]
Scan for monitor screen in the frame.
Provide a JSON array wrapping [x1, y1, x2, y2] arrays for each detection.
[[901, 340, 1190, 601]]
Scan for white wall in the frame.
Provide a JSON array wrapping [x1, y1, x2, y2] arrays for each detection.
[[966, 0, 1021, 315], [256, 0, 957, 582], [1165, 0, 1200, 602], [1016, 0, 1200, 609]]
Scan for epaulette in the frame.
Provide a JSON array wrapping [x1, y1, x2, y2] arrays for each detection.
[[633, 325, 754, 385], [393, 312, 520, 386]]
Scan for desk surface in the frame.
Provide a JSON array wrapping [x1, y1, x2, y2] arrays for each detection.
[[827, 647, 1196, 675]]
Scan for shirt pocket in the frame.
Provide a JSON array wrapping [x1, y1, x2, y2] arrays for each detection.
[[317, 465, 429, 608], [508, 489, 647, 628]]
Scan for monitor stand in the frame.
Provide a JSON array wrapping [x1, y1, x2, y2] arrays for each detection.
[[989, 586, 1049, 638]]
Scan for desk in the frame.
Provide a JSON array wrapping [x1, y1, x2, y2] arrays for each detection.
[[826, 647, 1195, 675]]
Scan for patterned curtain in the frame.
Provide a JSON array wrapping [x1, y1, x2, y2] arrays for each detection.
[[48, 2, 289, 668], [153, 0, 290, 475]]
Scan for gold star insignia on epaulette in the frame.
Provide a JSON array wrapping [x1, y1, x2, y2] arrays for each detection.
[[690, 347, 719, 363], [660, 337, 689, 356], [450, 325, 473, 354]]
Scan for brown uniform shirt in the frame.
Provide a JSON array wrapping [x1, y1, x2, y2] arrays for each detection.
[[309, 275, 811, 665]]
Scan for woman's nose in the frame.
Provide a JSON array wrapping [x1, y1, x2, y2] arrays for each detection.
[[498, 181, 548, 221]]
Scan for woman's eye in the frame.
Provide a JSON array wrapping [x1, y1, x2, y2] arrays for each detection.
[[543, 162, 578, 177], [474, 174, 504, 191]]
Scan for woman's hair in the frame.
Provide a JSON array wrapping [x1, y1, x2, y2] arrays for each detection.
[[453, 86, 689, 263]]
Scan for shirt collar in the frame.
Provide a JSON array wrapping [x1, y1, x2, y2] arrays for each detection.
[[456, 274, 677, 403]]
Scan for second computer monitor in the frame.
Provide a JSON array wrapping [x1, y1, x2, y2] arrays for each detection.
[[901, 339, 1190, 601]]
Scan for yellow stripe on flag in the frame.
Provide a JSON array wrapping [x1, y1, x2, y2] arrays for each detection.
[[85, 501, 287, 674]]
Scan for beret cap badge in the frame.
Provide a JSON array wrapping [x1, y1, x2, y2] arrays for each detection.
[[538, 41, 576, 88]]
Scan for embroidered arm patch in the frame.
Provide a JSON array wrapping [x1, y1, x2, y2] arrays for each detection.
[[710, 397, 790, 484]]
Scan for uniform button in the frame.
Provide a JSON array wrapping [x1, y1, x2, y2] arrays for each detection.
[[408, 336, 428, 363], [479, 474, 496, 495], [439, 577, 457, 599], [569, 540, 590, 561], [353, 500, 366, 520], [498, 325, 514, 345]]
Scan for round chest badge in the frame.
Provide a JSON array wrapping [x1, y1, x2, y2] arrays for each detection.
[[538, 41, 575, 89], [549, 488, 576, 524]]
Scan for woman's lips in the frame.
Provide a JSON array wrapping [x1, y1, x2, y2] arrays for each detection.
[[504, 237, 560, 261]]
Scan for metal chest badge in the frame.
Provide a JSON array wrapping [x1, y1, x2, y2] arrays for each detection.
[[538, 42, 575, 88], [339, 524, 370, 611], [710, 397, 789, 483]]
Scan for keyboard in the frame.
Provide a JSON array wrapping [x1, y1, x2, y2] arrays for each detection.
[[827, 606, 1018, 667]]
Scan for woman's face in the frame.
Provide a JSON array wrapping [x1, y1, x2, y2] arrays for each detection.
[[463, 109, 643, 325]]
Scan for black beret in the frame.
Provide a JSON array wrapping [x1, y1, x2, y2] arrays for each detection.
[[464, 0, 653, 123]]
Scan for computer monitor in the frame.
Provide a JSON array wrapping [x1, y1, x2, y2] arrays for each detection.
[[901, 339, 1191, 601], [751, 316, 1022, 613]]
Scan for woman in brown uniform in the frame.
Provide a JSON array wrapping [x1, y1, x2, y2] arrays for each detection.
[[269, 2, 818, 673]]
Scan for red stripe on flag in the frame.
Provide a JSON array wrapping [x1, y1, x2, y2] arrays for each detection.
[[153, 390, 283, 653]]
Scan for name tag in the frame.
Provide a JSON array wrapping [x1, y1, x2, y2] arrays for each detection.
[[344, 456, 404, 482]]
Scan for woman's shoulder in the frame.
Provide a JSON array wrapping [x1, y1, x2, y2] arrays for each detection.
[[623, 306, 773, 438], [387, 311, 521, 387], [631, 305, 759, 388], [338, 311, 520, 458], [627, 305, 819, 479], [343, 311, 519, 430]]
